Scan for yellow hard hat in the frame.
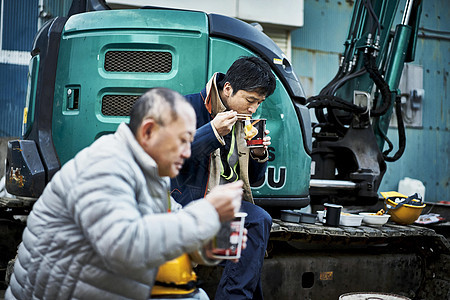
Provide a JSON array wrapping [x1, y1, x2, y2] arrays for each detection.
[[150, 253, 198, 297], [381, 191, 425, 225]]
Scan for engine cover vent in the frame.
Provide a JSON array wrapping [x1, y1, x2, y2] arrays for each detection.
[[104, 51, 172, 73], [102, 95, 140, 116]]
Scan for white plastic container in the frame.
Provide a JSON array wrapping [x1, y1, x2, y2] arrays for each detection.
[[317, 211, 324, 223], [339, 213, 363, 226], [340, 292, 410, 300], [398, 177, 425, 202], [359, 212, 390, 226]]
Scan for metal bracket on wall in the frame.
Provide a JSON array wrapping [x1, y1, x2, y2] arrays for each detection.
[[390, 64, 424, 128]]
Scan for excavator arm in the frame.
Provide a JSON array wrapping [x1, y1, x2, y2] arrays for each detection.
[[308, 0, 423, 205]]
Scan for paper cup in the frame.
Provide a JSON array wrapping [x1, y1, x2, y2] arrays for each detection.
[[243, 119, 266, 148], [209, 212, 247, 259]]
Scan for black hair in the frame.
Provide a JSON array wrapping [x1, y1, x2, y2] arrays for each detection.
[[219, 56, 276, 97]]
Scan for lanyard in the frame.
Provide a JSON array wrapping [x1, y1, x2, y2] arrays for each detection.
[[167, 191, 172, 213], [220, 125, 239, 182]]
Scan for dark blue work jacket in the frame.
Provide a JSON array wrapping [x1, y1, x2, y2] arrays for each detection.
[[170, 87, 267, 206]]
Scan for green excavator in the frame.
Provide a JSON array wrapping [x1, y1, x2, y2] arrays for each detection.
[[2, 0, 449, 298]]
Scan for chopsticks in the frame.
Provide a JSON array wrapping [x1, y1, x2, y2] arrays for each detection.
[[236, 113, 252, 120]]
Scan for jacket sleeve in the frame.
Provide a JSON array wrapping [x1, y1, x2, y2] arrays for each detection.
[[190, 123, 223, 160], [248, 154, 268, 184], [66, 158, 221, 276], [170, 196, 221, 266], [184, 92, 223, 161]]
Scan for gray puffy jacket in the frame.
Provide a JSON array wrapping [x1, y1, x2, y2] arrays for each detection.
[[6, 123, 220, 300]]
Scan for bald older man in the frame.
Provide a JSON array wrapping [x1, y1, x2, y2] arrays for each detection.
[[6, 88, 243, 300]]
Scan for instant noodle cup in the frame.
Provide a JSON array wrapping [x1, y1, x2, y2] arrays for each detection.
[[209, 212, 247, 259], [243, 118, 266, 148]]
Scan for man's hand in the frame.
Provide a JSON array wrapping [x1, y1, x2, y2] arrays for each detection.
[[251, 129, 271, 157], [206, 181, 243, 222], [212, 111, 237, 136]]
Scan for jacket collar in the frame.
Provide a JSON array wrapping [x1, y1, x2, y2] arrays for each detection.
[[202, 72, 227, 118], [115, 123, 170, 186]]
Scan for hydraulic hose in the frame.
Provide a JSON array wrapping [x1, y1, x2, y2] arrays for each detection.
[[307, 95, 366, 114], [363, 52, 393, 117], [329, 68, 367, 95], [364, 0, 381, 36], [379, 125, 394, 155], [318, 0, 364, 97], [311, 0, 389, 128], [380, 96, 406, 162]]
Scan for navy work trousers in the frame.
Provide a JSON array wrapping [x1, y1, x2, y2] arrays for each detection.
[[215, 201, 272, 300]]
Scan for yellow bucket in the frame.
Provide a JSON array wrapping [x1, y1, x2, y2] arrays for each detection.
[[381, 191, 426, 225]]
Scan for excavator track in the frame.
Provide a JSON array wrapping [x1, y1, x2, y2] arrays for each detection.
[[271, 219, 450, 251], [195, 218, 450, 299]]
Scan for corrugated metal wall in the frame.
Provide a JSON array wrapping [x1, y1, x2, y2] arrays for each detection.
[[0, 0, 37, 137], [290, 0, 449, 202], [380, 0, 449, 202], [0, 0, 71, 137]]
